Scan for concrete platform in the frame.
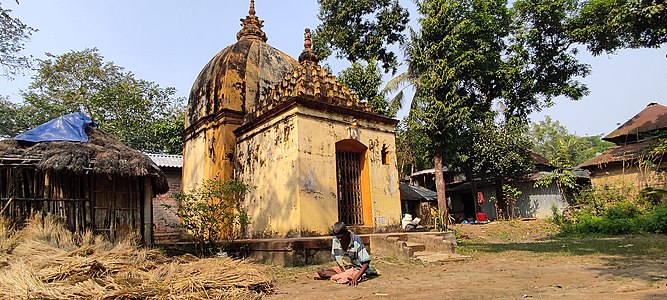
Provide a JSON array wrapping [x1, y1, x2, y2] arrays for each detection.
[[225, 231, 460, 266]]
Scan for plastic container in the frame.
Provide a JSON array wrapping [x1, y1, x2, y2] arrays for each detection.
[[401, 214, 413, 229]]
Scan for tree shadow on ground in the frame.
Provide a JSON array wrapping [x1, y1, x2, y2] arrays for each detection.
[[459, 234, 667, 283]]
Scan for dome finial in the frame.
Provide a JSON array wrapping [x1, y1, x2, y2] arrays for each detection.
[[299, 28, 319, 64], [249, 0, 256, 16], [237, 0, 268, 42]]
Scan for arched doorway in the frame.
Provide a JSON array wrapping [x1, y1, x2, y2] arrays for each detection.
[[335, 139, 371, 226]]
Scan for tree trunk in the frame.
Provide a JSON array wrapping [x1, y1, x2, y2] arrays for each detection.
[[433, 149, 448, 227], [467, 170, 479, 214]]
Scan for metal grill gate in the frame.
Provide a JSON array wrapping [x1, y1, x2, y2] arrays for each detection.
[[336, 151, 364, 225]]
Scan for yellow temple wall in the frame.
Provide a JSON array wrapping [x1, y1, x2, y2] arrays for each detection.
[[235, 105, 401, 237], [296, 106, 402, 233], [236, 108, 301, 237], [182, 121, 239, 192]]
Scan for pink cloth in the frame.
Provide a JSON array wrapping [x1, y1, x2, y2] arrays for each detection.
[[330, 268, 359, 284]]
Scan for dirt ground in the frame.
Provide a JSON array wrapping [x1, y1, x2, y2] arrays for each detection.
[[267, 220, 667, 300]]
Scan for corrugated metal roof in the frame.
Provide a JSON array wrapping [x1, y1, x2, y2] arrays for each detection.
[[145, 153, 183, 168], [604, 103, 667, 143], [399, 182, 438, 201], [410, 166, 448, 177]]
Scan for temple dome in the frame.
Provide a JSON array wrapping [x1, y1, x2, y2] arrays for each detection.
[[186, 1, 298, 129]]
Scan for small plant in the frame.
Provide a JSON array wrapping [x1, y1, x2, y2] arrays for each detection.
[[502, 185, 522, 219], [430, 208, 454, 232], [164, 178, 252, 253], [548, 204, 566, 226]]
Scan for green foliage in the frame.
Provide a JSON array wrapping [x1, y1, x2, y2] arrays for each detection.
[[501, 184, 523, 219], [569, 0, 667, 55], [467, 117, 534, 181], [395, 119, 432, 177], [168, 179, 252, 251], [337, 61, 388, 115], [560, 202, 667, 235], [643, 203, 667, 234], [0, 2, 36, 79], [0, 97, 47, 138], [502, 0, 591, 118], [12, 48, 185, 154], [314, 0, 409, 73], [530, 116, 613, 167], [430, 207, 454, 232], [548, 204, 567, 225]]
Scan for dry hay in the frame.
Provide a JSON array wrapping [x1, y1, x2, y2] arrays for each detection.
[[0, 215, 273, 299]]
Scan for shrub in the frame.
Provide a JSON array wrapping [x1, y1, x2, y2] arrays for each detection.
[[642, 203, 667, 234], [165, 178, 252, 252], [605, 201, 642, 219]]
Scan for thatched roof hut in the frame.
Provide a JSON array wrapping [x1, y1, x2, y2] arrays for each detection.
[[0, 121, 168, 245], [0, 128, 169, 192]]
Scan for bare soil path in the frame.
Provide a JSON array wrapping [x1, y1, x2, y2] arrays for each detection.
[[267, 220, 667, 300]]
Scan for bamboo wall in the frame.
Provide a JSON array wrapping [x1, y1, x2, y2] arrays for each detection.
[[0, 166, 145, 242]]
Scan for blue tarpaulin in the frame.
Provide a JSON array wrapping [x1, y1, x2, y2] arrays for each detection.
[[14, 112, 97, 143]]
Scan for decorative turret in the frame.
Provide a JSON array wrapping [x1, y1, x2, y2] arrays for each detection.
[[298, 28, 319, 64], [236, 0, 268, 42], [255, 28, 375, 116]]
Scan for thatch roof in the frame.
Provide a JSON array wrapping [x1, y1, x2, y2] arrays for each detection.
[[578, 139, 659, 169], [0, 128, 169, 194], [604, 103, 667, 144]]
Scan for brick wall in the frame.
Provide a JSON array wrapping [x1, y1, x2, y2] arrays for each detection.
[[153, 168, 183, 243]]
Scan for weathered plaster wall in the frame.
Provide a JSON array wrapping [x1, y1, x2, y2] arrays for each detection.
[[236, 105, 401, 237], [236, 108, 301, 237], [296, 106, 402, 232], [183, 122, 239, 192]]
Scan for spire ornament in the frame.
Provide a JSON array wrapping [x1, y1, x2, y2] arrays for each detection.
[[298, 28, 319, 64], [237, 0, 268, 42]]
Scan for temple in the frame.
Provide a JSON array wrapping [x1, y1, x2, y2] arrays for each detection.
[[183, 1, 401, 237]]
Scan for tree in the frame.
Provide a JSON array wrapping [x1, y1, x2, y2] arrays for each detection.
[[569, 0, 667, 55], [395, 118, 432, 178], [337, 60, 390, 115], [0, 1, 36, 79], [17, 48, 185, 153], [466, 117, 534, 218], [406, 0, 513, 223], [406, 0, 589, 221], [530, 116, 613, 167], [501, 0, 590, 118], [168, 179, 252, 252], [0, 96, 46, 138], [313, 0, 410, 74]]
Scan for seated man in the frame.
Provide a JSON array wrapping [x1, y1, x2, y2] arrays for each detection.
[[315, 222, 374, 285]]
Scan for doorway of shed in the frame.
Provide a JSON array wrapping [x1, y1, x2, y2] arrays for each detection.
[[335, 139, 372, 226]]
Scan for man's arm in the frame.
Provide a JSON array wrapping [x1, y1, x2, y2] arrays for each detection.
[[348, 261, 369, 286]]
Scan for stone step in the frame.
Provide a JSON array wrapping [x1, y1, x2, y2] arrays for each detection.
[[413, 251, 470, 263], [405, 241, 426, 252]]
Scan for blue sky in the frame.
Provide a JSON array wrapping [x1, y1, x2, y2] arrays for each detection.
[[2, 0, 666, 137]]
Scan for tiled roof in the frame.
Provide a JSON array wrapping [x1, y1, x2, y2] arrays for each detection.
[[145, 153, 183, 168]]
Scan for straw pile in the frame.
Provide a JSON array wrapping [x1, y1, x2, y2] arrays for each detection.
[[0, 215, 273, 299]]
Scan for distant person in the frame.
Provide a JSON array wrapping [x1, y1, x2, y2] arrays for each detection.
[[315, 222, 375, 285]]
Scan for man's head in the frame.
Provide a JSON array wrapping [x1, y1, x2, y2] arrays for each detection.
[[332, 221, 350, 241]]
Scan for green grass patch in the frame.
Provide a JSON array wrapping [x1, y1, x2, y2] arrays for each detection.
[[458, 234, 667, 258]]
